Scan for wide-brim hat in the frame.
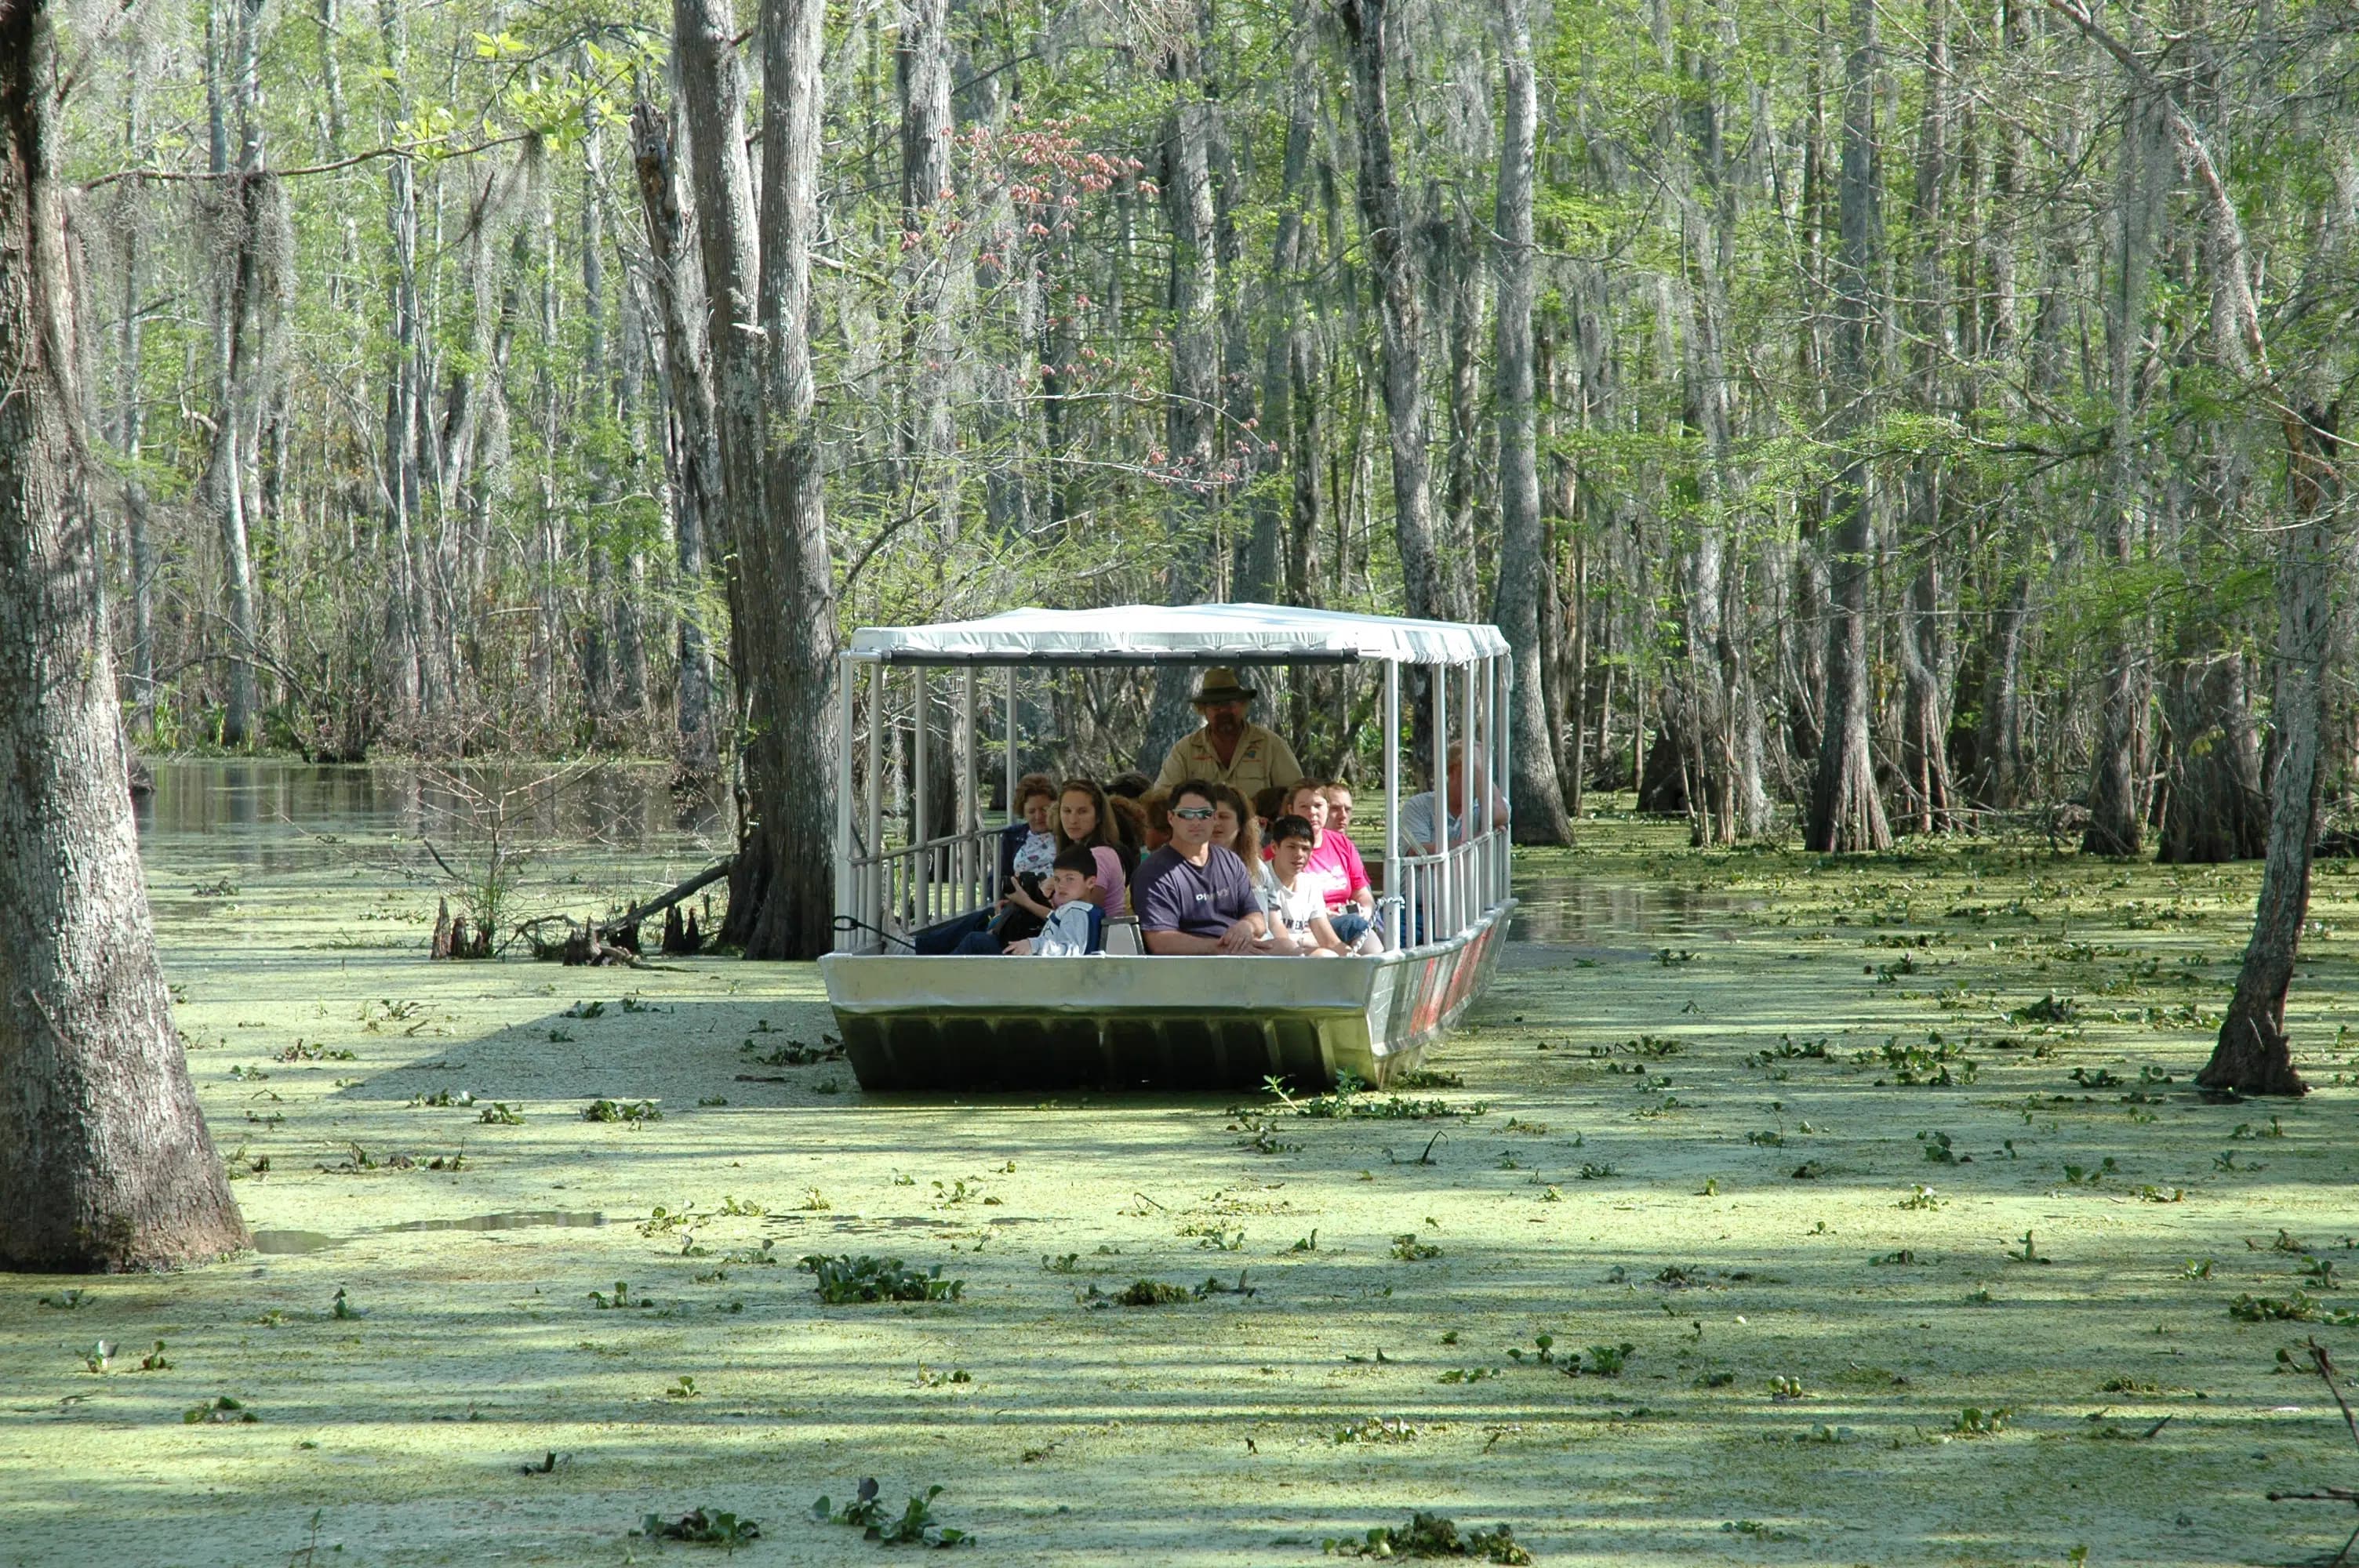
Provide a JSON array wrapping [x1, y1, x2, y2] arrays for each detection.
[[1191, 666, 1257, 704]]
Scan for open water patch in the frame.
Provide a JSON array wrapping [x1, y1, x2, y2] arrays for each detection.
[[380, 1209, 608, 1235], [248, 1229, 340, 1255], [247, 1210, 608, 1254]]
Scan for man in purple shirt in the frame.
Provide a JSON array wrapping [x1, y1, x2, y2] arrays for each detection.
[[1132, 779, 1270, 953]]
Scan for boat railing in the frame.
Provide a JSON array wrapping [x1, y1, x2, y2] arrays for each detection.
[[1382, 815, 1510, 949], [842, 821, 1004, 953], [843, 813, 1510, 957]]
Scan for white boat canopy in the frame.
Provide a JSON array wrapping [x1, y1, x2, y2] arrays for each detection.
[[849, 603, 1509, 666]]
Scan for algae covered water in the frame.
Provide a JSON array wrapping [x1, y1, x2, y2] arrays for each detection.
[[2, 764, 2355, 1565]]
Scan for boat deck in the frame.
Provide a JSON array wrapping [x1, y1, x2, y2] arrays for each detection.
[[822, 902, 1512, 1091]]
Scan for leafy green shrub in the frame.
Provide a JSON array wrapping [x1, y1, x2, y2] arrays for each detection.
[[184, 1396, 258, 1424], [2228, 1290, 2359, 1326], [1579, 1342, 1634, 1377], [638, 1507, 761, 1549], [809, 1479, 971, 1547], [798, 1254, 964, 1305], [1321, 1512, 1530, 1563]]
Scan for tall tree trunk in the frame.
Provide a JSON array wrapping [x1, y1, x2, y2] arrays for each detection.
[[1805, 0, 1892, 853], [581, 109, 619, 720], [1441, 208, 1482, 603], [739, 0, 841, 958], [1336, 0, 1446, 624], [1489, 0, 1570, 844], [675, 0, 776, 939], [2037, 0, 2335, 1093], [1143, 77, 1223, 765], [0, 0, 249, 1270], [1896, 0, 1957, 833], [2081, 93, 2171, 855], [1976, 571, 2030, 805], [2201, 408, 2334, 1096], [206, 0, 267, 745], [1968, 0, 2031, 810], [2157, 643, 2266, 862], [1256, 0, 1318, 613], [115, 70, 156, 741], [1670, 0, 1767, 844], [376, 0, 425, 724], [897, 0, 958, 538], [634, 100, 724, 770]]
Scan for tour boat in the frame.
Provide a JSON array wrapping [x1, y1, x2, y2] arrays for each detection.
[[820, 604, 1516, 1091]]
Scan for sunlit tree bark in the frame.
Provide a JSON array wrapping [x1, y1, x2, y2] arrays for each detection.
[[0, 0, 249, 1270]]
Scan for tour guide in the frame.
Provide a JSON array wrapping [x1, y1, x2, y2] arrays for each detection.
[[1149, 667, 1303, 800]]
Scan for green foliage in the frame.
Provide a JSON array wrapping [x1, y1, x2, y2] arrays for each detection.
[[809, 1479, 972, 1547], [2008, 995, 2080, 1025], [2228, 1291, 2359, 1327], [583, 1098, 661, 1123], [1078, 1272, 1252, 1306], [1578, 1342, 1634, 1377], [1322, 1512, 1531, 1562], [799, 1255, 965, 1305], [184, 1396, 259, 1424], [741, 1037, 847, 1068], [589, 1281, 656, 1310], [638, 1507, 761, 1549], [1266, 1073, 1485, 1121]]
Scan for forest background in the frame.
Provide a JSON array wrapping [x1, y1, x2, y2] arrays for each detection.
[[52, 0, 2359, 891]]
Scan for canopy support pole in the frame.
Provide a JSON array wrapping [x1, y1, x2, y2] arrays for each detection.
[[834, 653, 856, 951], [1432, 662, 1449, 940], [913, 666, 931, 928], [1383, 661, 1401, 951], [1493, 653, 1510, 903], [1003, 667, 1019, 838], [959, 667, 980, 911], [866, 659, 884, 946]]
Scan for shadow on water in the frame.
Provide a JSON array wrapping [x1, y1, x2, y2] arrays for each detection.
[[1508, 875, 1762, 942], [249, 1210, 610, 1255], [133, 758, 725, 875]]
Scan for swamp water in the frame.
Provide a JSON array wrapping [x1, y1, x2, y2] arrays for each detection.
[[2, 763, 2357, 1565]]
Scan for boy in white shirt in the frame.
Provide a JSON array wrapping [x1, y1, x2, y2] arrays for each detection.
[[1257, 816, 1352, 956]]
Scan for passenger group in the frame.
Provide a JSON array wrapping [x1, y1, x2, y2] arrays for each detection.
[[920, 666, 1435, 958]]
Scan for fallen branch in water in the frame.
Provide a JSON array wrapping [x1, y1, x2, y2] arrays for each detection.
[[2266, 1340, 2359, 1566]]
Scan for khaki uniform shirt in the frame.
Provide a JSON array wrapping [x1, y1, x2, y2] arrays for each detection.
[[1152, 722, 1304, 800]]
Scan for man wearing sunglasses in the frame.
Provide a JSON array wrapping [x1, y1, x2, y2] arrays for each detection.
[[1134, 778, 1274, 954]]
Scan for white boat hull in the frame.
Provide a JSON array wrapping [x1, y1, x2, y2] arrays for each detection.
[[821, 901, 1514, 1091]]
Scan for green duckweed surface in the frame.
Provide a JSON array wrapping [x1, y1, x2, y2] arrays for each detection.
[[5, 766, 2358, 1566]]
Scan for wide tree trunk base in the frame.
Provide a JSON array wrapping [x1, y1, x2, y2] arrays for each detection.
[[2196, 1012, 2310, 1098]]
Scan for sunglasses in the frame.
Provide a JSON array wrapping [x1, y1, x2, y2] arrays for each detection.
[[1170, 806, 1217, 821]]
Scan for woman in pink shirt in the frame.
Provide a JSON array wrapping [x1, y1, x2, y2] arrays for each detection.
[[1281, 779, 1379, 949], [1054, 778, 1132, 913]]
